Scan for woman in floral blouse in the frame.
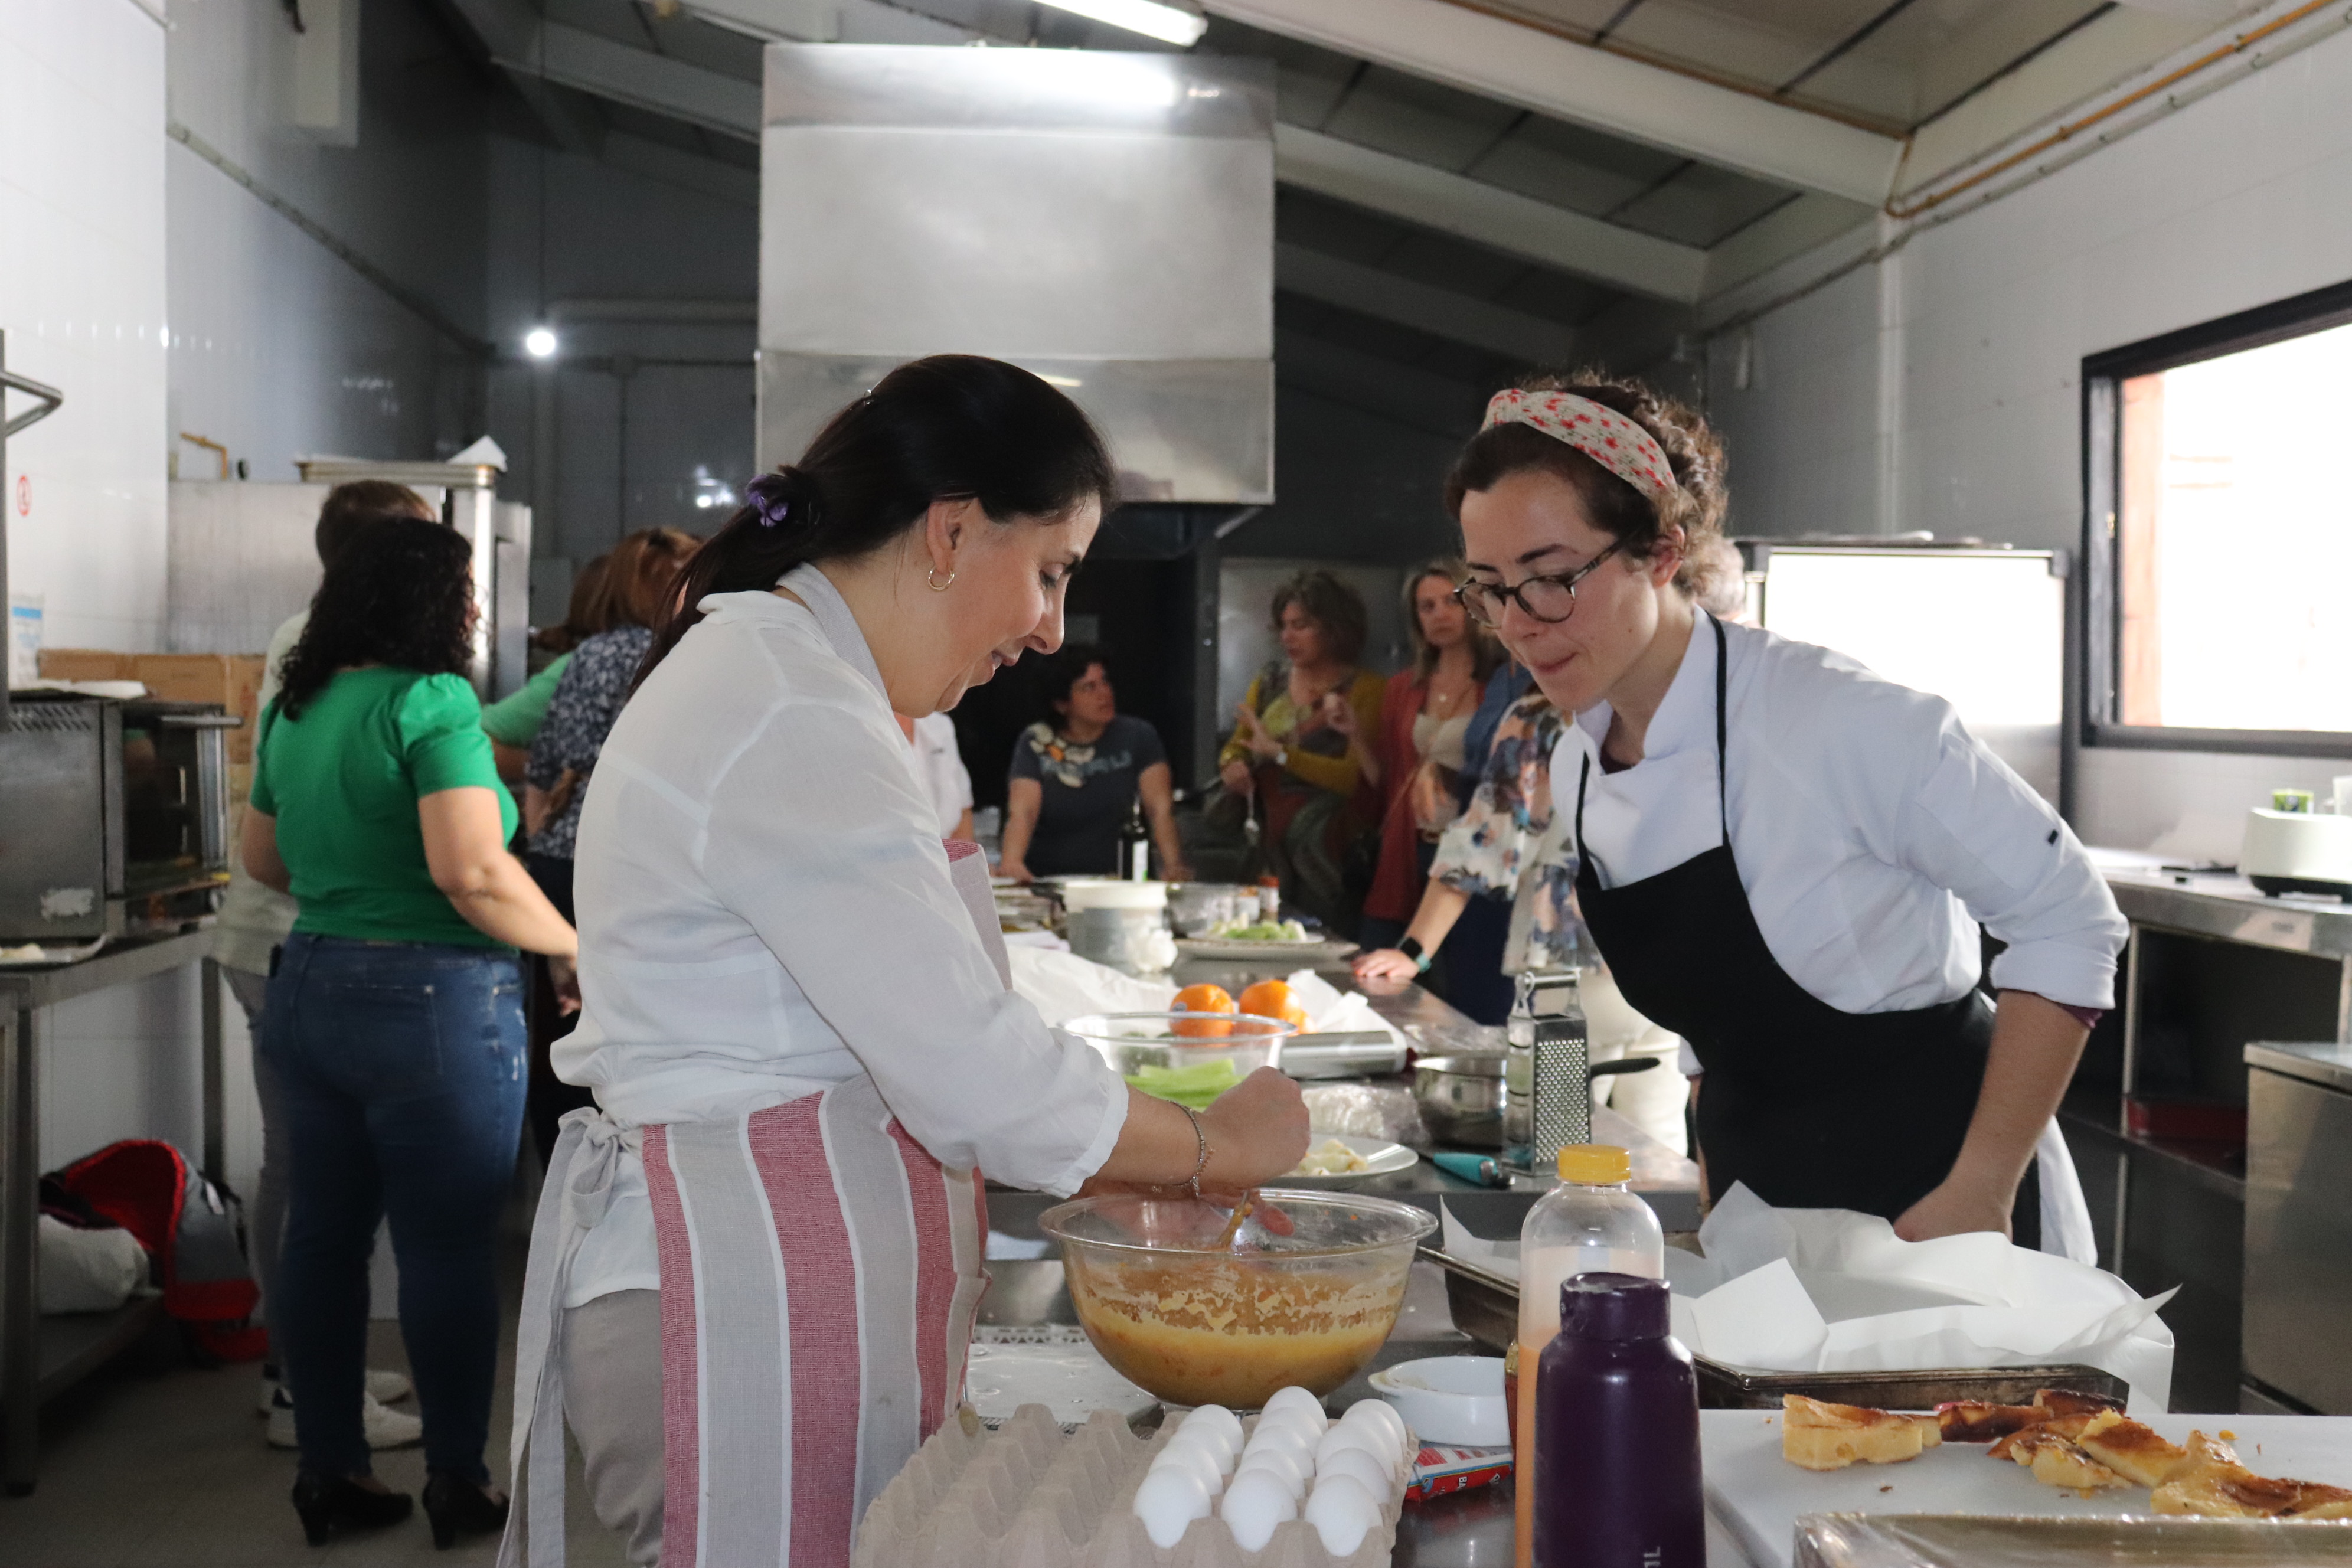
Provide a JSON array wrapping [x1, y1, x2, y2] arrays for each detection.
[[519, 526, 697, 1159], [1355, 688, 1688, 1150]]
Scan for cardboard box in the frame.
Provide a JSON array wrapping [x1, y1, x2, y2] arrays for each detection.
[[39, 649, 269, 762], [37, 648, 133, 682]]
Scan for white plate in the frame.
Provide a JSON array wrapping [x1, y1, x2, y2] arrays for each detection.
[[1175, 936, 1358, 962], [1276, 1135, 1419, 1187]]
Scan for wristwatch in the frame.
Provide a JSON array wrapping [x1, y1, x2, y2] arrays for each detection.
[[1398, 936, 1433, 974]]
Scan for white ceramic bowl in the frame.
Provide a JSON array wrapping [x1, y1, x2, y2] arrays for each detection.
[[1366, 1355, 1507, 1447]]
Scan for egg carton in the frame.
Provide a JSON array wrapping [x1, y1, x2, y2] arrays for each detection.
[[852, 1404, 1400, 1568]]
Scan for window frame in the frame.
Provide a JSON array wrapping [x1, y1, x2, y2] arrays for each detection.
[[2081, 274, 2352, 758]]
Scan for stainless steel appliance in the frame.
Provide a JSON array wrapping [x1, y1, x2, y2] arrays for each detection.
[[165, 462, 533, 700], [756, 45, 1273, 504], [0, 694, 236, 940], [2242, 1040, 2352, 1413]]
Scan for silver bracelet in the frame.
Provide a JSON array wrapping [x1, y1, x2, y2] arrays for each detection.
[[1181, 1105, 1210, 1200]]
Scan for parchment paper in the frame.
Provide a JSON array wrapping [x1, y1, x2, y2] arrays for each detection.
[[1440, 1182, 2176, 1412]]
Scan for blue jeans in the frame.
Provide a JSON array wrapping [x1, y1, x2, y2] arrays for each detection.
[[260, 933, 526, 1483]]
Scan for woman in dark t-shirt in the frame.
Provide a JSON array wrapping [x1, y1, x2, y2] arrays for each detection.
[[999, 646, 1190, 881]]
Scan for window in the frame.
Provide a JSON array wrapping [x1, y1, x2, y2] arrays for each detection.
[[2085, 277, 2352, 755]]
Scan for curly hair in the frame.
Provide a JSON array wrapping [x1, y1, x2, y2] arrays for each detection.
[[276, 516, 475, 718], [1443, 370, 1729, 597], [1269, 569, 1368, 665]]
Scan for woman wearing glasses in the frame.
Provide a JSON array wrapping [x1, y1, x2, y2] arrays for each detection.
[[1440, 373, 2122, 1255]]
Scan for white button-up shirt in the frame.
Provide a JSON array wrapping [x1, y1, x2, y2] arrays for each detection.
[[1556, 616, 2126, 1017], [551, 568, 1128, 1306]]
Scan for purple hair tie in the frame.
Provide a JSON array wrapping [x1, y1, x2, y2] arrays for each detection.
[[746, 471, 796, 528]]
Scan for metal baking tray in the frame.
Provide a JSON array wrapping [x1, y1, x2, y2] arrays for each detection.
[[1795, 1512, 2352, 1566], [1419, 1247, 2128, 1410]]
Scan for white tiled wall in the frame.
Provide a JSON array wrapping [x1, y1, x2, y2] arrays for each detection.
[[1706, 22, 2352, 840], [0, 0, 169, 654]]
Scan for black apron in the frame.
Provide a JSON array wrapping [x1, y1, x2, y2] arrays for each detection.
[[1572, 616, 2039, 1247]]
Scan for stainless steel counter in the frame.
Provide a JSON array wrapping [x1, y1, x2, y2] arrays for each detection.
[[2104, 865, 2352, 958], [2245, 1038, 2352, 1094]]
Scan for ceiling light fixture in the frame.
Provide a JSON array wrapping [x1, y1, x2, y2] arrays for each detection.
[[1034, 0, 1206, 47], [524, 326, 558, 359]]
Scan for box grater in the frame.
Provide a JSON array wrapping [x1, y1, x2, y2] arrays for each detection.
[[1502, 968, 1588, 1174]]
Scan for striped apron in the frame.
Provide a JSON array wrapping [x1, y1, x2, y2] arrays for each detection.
[[503, 841, 1010, 1567]]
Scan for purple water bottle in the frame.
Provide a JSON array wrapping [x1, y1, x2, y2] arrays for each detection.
[[1533, 1272, 1703, 1568]]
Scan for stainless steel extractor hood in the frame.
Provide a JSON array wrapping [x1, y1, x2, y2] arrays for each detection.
[[756, 44, 1273, 505]]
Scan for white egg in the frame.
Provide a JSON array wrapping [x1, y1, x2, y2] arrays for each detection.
[[1244, 1416, 1317, 1459], [1180, 1404, 1245, 1452], [1149, 1439, 1224, 1494], [1164, 1426, 1237, 1478], [1317, 1422, 1403, 1481], [1341, 1397, 1412, 1454], [1315, 1444, 1395, 1503], [1233, 1440, 1309, 1500], [1303, 1474, 1382, 1557], [1217, 1467, 1299, 1553], [1261, 1386, 1330, 1433], [1131, 1466, 1211, 1550]]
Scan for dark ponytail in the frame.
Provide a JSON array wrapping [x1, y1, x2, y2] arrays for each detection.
[[638, 355, 1116, 684]]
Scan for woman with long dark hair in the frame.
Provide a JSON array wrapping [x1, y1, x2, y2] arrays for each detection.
[[241, 517, 578, 1549], [505, 357, 1307, 1567]]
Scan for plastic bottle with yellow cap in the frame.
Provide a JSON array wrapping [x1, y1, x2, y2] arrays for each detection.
[[1510, 1144, 1663, 1567]]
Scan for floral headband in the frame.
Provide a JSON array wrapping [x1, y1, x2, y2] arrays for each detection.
[[1481, 389, 1677, 512]]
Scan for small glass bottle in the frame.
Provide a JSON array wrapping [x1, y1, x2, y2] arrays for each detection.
[[1533, 1273, 1704, 1568], [1511, 1145, 1664, 1568]]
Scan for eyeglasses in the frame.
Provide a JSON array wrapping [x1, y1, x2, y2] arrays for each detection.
[[1453, 541, 1626, 628]]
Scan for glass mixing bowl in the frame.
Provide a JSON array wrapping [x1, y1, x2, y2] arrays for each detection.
[[1038, 1190, 1437, 1410]]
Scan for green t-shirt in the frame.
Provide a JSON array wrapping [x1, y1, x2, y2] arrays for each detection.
[[480, 652, 571, 747], [251, 668, 520, 949]]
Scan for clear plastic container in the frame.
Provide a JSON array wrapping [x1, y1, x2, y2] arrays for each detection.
[[1511, 1144, 1665, 1567]]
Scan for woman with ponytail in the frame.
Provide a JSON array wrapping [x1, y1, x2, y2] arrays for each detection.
[[501, 357, 1308, 1568]]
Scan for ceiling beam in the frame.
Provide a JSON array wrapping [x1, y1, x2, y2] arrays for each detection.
[[1276, 125, 1703, 303], [530, 24, 762, 139], [1275, 242, 1577, 363], [1209, 0, 1902, 204]]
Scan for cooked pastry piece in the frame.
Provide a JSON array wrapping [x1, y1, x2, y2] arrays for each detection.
[[2031, 1388, 2125, 1419], [1996, 1429, 2129, 1492], [1987, 1413, 2092, 1460], [1936, 1402, 2045, 1443], [2073, 1409, 2190, 1488], [2152, 1430, 2352, 1519], [1781, 1396, 1941, 1472]]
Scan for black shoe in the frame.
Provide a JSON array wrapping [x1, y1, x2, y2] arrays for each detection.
[[422, 1471, 511, 1551], [290, 1472, 413, 1546]]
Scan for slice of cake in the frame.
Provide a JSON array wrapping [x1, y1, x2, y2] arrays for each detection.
[[1936, 1402, 2045, 1443], [2073, 1409, 2190, 1488], [1987, 1412, 2091, 1461], [2005, 1430, 2129, 1492], [1781, 1394, 1940, 1472], [2032, 1388, 2125, 1419], [2152, 1430, 2352, 1518]]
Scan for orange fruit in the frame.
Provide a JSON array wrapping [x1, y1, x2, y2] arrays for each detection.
[[1171, 984, 1237, 1039], [1236, 981, 1310, 1031]]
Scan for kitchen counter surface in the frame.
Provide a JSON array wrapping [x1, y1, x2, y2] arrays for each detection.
[[2246, 1038, 2352, 1093], [2097, 856, 2352, 958]]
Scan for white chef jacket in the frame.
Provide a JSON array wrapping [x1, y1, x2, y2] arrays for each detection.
[[1556, 618, 2119, 1263], [909, 710, 974, 836], [1557, 616, 2125, 1017], [551, 567, 1128, 1306]]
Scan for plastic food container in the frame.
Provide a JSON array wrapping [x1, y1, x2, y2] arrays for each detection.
[[1057, 1011, 1295, 1084], [1369, 1355, 1510, 1446], [1039, 1190, 1437, 1409]]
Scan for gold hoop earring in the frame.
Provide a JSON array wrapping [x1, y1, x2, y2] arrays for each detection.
[[927, 567, 956, 592]]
